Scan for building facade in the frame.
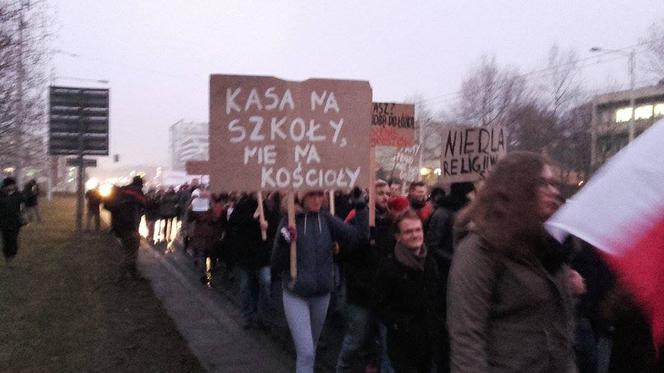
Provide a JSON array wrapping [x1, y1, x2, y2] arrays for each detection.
[[169, 120, 209, 170], [591, 83, 664, 168]]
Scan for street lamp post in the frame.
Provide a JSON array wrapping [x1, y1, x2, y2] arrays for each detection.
[[590, 47, 637, 142]]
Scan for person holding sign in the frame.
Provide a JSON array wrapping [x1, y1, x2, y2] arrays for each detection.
[[271, 189, 367, 373]]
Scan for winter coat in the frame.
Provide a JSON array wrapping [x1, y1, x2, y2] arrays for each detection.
[[144, 193, 161, 221], [159, 192, 180, 218], [224, 196, 269, 270], [337, 207, 391, 309], [447, 232, 576, 373], [374, 247, 445, 370], [23, 183, 39, 207], [109, 186, 146, 235], [0, 190, 23, 230], [188, 210, 221, 257], [425, 205, 455, 263], [272, 210, 366, 298]]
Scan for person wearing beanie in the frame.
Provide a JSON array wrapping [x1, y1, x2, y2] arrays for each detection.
[[387, 195, 409, 216], [0, 177, 24, 268]]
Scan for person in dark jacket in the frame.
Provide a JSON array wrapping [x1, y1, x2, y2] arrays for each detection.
[[568, 238, 614, 373], [0, 177, 24, 268], [85, 186, 102, 232], [159, 186, 179, 242], [272, 189, 366, 373], [107, 176, 146, 281], [143, 188, 161, 243], [225, 193, 272, 328], [374, 209, 445, 373], [336, 180, 393, 373], [22, 179, 41, 223]]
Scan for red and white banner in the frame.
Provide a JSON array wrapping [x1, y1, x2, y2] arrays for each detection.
[[546, 119, 664, 347]]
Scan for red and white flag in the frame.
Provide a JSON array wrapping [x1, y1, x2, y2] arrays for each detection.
[[546, 119, 664, 347]]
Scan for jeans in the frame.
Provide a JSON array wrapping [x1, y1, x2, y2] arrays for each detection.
[[282, 289, 330, 373], [336, 303, 375, 373], [379, 322, 394, 373], [575, 317, 598, 373], [240, 266, 271, 323]]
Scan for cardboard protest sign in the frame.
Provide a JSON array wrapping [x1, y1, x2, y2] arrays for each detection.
[[209, 75, 372, 192], [185, 160, 209, 176], [390, 144, 420, 184], [440, 126, 507, 183], [370, 103, 415, 147]]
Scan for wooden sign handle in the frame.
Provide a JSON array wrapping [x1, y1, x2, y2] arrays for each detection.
[[369, 146, 376, 228], [287, 191, 297, 284], [257, 191, 267, 241], [330, 190, 340, 255]]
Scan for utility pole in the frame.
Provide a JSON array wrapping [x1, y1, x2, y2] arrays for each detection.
[[628, 49, 636, 142], [15, 1, 26, 186]]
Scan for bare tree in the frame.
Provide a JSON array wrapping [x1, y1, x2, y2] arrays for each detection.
[[0, 0, 50, 182], [455, 55, 528, 128], [539, 44, 583, 117], [642, 19, 664, 79]]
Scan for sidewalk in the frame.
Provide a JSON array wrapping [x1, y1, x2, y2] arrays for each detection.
[[138, 240, 292, 373]]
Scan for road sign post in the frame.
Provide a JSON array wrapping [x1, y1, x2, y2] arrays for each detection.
[[49, 86, 109, 233]]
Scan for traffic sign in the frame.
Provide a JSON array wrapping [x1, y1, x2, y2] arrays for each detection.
[[48, 86, 109, 156], [65, 158, 97, 168]]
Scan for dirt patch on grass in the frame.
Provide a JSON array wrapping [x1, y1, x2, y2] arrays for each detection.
[[0, 197, 203, 372]]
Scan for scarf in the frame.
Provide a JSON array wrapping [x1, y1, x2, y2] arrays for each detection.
[[394, 242, 427, 271]]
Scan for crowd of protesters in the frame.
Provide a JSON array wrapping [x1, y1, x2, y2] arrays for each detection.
[[96, 155, 662, 373], [5, 149, 664, 372]]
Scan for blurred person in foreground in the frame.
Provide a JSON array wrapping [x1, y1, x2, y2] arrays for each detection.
[[447, 151, 579, 373], [85, 186, 102, 232], [0, 177, 24, 268], [106, 176, 146, 282], [22, 179, 41, 223]]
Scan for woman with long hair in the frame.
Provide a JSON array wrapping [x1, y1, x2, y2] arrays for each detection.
[[447, 151, 577, 372]]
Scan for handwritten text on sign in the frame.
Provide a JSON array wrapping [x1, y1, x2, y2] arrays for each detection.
[[370, 102, 415, 147], [209, 75, 372, 191], [440, 126, 507, 183], [392, 144, 420, 183]]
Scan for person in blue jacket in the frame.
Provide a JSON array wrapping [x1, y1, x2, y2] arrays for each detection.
[[272, 189, 367, 373]]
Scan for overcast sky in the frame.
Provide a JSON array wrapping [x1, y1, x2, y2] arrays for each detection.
[[51, 0, 664, 171]]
